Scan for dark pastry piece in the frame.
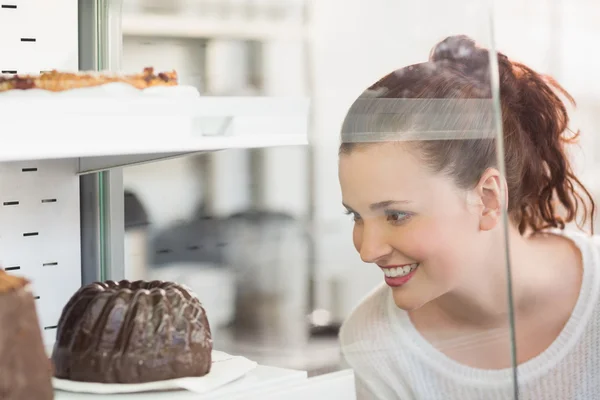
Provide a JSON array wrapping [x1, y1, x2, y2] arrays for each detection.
[[0, 269, 54, 400], [51, 280, 212, 384]]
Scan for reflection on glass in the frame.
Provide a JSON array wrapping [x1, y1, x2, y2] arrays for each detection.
[[337, 33, 595, 399]]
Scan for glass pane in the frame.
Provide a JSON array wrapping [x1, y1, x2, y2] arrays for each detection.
[[88, 0, 524, 399], [504, 1, 600, 398]]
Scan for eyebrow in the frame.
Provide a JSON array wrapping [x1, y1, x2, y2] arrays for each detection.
[[342, 200, 411, 212]]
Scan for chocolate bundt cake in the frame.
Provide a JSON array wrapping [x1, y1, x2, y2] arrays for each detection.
[[0, 269, 54, 400], [51, 280, 212, 384]]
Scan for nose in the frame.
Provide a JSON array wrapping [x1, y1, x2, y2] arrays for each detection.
[[355, 223, 393, 264]]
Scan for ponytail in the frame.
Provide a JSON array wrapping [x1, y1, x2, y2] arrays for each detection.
[[496, 55, 595, 233]]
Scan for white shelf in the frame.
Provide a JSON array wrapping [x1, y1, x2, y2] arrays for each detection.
[[122, 15, 308, 40], [255, 370, 356, 400], [0, 96, 309, 172], [54, 364, 307, 399]]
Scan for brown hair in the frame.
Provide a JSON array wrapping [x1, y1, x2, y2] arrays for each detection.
[[340, 35, 595, 234]]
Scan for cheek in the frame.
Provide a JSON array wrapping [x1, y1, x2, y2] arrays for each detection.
[[395, 221, 446, 261], [400, 217, 474, 278]]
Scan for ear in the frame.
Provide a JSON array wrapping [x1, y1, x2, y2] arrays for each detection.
[[476, 168, 507, 231]]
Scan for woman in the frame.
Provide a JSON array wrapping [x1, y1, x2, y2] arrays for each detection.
[[338, 35, 599, 399]]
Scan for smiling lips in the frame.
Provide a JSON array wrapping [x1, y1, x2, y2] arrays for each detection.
[[380, 263, 419, 287]]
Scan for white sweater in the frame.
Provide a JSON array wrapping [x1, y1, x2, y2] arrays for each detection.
[[339, 230, 600, 400]]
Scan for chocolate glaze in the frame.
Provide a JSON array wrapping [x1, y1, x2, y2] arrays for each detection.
[[0, 272, 54, 400], [51, 280, 212, 384]]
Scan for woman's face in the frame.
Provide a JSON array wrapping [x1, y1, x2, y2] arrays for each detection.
[[339, 143, 493, 310]]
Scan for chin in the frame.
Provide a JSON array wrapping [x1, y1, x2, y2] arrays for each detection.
[[391, 288, 430, 311]]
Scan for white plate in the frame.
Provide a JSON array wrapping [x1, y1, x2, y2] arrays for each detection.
[[53, 351, 257, 394]]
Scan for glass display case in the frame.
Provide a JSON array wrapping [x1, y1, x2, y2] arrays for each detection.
[[3, 0, 600, 399]]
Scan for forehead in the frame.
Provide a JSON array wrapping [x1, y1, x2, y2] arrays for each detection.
[[339, 144, 439, 204], [340, 143, 427, 185]]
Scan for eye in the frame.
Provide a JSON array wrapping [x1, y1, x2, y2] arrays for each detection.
[[385, 210, 410, 224], [344, 209, 362, 222]]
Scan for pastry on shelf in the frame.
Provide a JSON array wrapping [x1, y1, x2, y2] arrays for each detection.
[[0, 269, 54, 400], [0, 67, 178, 92], [51, 280, 213, 384]]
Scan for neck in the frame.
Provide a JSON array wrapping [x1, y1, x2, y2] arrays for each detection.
[[420, 225, 542, 328]]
